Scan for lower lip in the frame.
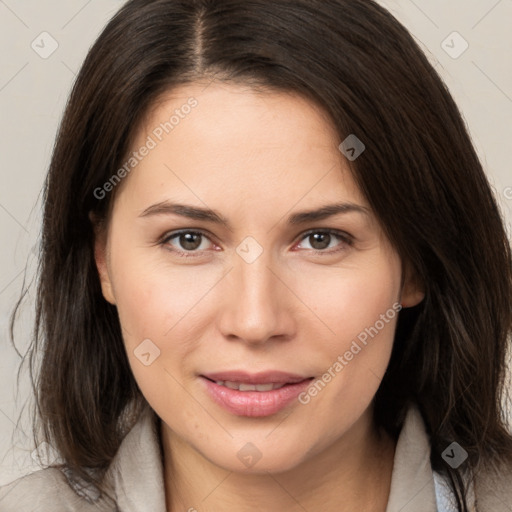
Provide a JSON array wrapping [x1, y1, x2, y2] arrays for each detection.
[[200, 376, 314, 417]]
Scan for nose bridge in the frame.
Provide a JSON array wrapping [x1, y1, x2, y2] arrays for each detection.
[[238, 254, 274, 307], [218, 245, 292, 343]]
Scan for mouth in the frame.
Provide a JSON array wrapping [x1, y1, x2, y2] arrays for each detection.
[[200, 373, 315, 417], [203, 378, 289, 392], [201, 370, 312, 385]]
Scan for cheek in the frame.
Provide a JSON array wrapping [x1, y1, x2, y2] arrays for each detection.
[[290, 251, 401, 411], [293, 251, 402, 351], [108, 249, 211, 409], [107, 223, 195, 330], [108, 239, 225, 370]]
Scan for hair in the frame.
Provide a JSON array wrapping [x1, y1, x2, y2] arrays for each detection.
[[11, 0, 512, 510]]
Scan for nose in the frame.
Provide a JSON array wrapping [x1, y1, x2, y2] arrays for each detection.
[[217, 250, 296, 346]]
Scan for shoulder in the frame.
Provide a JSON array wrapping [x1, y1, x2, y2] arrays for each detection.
[[0, 468, 113, 512], [474, 459, 512, 511]]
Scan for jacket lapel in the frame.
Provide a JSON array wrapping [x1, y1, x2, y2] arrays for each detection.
[[105, 405, 167, 512], [385, 405, 438, 512]]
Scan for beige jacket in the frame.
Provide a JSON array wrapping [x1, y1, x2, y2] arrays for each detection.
[[1, 404, 511, 511]]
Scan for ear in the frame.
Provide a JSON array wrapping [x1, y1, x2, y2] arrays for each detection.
[[400, 261, 425, 308], [89, 212, 116, 305]]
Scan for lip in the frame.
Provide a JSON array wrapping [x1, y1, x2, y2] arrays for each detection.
[[201, 370, 310, 385], [200, 374, 314, 417]]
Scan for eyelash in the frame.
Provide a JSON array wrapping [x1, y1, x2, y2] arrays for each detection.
[[160, 228, 353, 258]]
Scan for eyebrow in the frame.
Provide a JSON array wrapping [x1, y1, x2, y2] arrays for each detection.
[[138, 201, 369, 228]]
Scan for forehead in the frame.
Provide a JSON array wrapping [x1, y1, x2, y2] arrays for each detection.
[[115, 82, 367, 214]]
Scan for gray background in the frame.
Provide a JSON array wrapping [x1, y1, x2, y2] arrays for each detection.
[[1, 0, 511, 485]]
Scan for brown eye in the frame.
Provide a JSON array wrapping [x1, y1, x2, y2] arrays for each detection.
[[296, 229, 352, 253], [162, 230, 214, 254], [178, 232, 203, 251], [308, 232, 332, 250]]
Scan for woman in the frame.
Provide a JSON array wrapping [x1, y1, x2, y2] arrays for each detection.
[[2, 0, 512, 511]]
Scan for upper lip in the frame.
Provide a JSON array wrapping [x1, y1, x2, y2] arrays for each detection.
[[201, 371, 312, 385]]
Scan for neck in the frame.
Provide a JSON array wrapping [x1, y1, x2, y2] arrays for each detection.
[[161, 407, 396, 512]]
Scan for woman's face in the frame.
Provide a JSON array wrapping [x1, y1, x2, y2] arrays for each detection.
[[94, 82, 423, 473]]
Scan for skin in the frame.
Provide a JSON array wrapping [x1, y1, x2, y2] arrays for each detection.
[[94, 81, 424, 512]]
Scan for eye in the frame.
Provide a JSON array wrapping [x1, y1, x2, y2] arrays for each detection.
[[160, 228, 353, 258], [295, 229, 352, 254], [162, 230, 215, 256]]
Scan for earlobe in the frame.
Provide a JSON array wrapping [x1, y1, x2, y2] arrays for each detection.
[[90, 213, 116, 305], [400, 263, 425, 308], [401, 288, 425, 308]]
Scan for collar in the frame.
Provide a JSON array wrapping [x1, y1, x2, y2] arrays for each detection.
[[104, 405, 167, 512], [385, 404, 439, 512], [100, 404, 451, 512]]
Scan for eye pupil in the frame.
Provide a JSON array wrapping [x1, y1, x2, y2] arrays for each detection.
[[180, 233, 202, 250], [310, 233, 331, 250]]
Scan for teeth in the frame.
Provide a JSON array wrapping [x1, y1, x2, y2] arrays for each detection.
[[214, 380, 286, 391], [254, 383, 277, 391]]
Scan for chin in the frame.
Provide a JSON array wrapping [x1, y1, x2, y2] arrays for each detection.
[[204, 446, 308, 475]]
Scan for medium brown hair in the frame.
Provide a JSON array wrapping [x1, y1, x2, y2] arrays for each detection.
[[12, 0, 512, 510]]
